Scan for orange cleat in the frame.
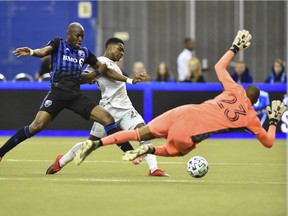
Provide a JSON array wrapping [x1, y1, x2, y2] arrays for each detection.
[[46, 154, 64, 174], [148, 169, 170, 177]]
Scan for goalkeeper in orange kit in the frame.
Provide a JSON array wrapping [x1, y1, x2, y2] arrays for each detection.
[[74, 30, 287, 165]]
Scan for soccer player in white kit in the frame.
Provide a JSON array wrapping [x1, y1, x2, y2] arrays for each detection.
[[46, 38, 169, 176]]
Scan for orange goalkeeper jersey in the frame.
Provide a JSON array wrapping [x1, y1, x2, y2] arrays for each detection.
[[149, 51, 275, 156], [187, 51, 262, 142]]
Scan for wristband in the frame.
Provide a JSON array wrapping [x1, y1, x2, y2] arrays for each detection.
[[126, 78, 133, 84], [268, 118, 278, 126], [29, 48, 34, 56], [229, 45, 239, 54]]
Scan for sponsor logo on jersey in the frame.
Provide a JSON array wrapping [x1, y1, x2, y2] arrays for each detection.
[[63, 55, 78, 63], [44, 100, 52, 108], [63, 55, 85, 67], [78, 50, 85, 57]]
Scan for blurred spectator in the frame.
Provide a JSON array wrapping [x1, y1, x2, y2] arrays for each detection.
[[153, 62, 174, 82], [131, 61, 151, 82], [264, 59, 286, 84], [184, 56, 206, 83], [34, 56, 51, 80], [177, 38, 195, 81], [230, 60, 253, 83]]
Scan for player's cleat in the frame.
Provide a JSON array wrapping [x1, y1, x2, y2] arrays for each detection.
[[148, 169, 170, 177], [46, 154, 64, 174], [74, 140, 100, 165], [122, 145, 150, 162], [132, 154, 146, 165], [0, 157, 2, 162]]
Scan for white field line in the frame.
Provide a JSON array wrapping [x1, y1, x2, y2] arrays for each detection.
[[3, 159, 287, 166], [0, 177, 286, 185]]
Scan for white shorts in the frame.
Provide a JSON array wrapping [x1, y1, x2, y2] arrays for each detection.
[[90, 102, 145, 138]]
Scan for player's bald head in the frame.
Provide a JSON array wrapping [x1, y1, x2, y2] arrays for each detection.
[[67, 22, 84, 34], [66, 22, 85, 49], [245, 85, 260, 105]]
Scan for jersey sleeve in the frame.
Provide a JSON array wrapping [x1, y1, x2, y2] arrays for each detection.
[[214, 50, 241, 92], [246, 115, 263, 135], [246, 116, 276, 148], [85, 49, 98, 66], [46, 37, 61, 53]]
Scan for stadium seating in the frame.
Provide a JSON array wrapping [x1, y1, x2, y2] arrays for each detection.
[[12, 73, 34, 82], [0, 73, 6, 81], [38, 73, 51, 82]]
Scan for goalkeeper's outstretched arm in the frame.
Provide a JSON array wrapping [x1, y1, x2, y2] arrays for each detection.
[[214, 50, 236, 83], [214, 30, 252, 86], [256, 100, 287, 148], [256, 127, 277, 148]]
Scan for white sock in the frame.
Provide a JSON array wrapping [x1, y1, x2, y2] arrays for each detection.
[[144, 154, 158, 173], [140, 141, 158, 173], [59, 142, 84, 167]]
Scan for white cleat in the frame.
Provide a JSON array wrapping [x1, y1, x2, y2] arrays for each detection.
[[74, 140, 97, 165], [122, 145, 150, 162]]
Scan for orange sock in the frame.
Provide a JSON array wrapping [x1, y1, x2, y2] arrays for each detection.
[[101, 129, 141, 146]]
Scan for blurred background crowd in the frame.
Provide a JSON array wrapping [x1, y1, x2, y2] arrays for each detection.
[[0, 1, 286, 84]]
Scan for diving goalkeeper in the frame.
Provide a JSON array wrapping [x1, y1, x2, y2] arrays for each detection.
[[74, 30, 287, 164]]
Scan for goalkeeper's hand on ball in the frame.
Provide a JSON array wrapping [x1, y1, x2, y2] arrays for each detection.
[[230, 30, 252, 54], [266, 100, 287, 126]]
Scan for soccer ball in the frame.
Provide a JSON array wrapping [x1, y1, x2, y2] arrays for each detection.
[[187, 156, 209, 178]]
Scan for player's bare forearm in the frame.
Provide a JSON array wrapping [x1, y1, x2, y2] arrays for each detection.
[[31, 48, 52, 58], [256, 125, 277, 148], [13, 46, 52, 58], [92, 62, 128, 82], [214, 50, 235, 81], [106, 68, 128, 82]]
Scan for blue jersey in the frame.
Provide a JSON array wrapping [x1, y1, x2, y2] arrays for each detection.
[[48, 37, 98, 92]]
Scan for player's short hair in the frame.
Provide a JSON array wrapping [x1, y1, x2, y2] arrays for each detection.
[[105, 38, 124, 48], [184, 37, 192, 44], [246, 85, 260, 105]]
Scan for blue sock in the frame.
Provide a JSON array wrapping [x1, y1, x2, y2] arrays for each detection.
[[104, 123, 118, 135], [0, 126, 32, 157]]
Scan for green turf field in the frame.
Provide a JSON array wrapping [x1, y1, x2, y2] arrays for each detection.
[[0, 137, 286, 216]]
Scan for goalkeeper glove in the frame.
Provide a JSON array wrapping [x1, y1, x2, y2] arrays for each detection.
[[230, 30, 252, 54], [266, 100, 287, 126]]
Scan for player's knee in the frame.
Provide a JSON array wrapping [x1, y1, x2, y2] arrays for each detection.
[[97, 111, 115, 125], [101, 114, 114, 125], [90, 106, 115, 125], [29, 119, 49, 134]]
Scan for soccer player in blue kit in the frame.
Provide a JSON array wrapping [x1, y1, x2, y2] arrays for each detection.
[[47, 38, 169, 176], [0, 22, 142, 161]]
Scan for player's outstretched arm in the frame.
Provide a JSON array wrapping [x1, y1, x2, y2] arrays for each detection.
[[214, 30, 252, 83], [256, 100, 287, 147], [90, 61, 147, 84], [13, 46, 53, 58]]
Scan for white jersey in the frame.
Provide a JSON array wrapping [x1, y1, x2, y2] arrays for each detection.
[[85, 56, 133, 109]]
